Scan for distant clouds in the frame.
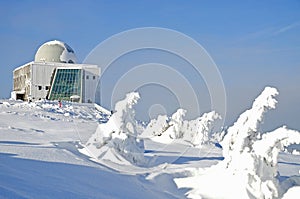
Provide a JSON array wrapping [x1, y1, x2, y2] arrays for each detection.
[[232, 20, 300, 46], [273, 21, 300, 35]]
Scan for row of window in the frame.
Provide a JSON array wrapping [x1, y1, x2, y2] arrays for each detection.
[[14, 74, 96, 84], [85, 75, 96, 80], [37, 85, 50, 91]]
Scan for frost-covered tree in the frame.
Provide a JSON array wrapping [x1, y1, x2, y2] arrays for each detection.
[[221, 87, 279, 169], [176, 87, 300, 199], [169, 109, 187, 139], [142, 115, 170, 137], [143, 108, 220, 146], [183, 111, 221, 146], [220, 87, 300, 198], [250, 127, 300, 198], [85, 92, 145, 165]]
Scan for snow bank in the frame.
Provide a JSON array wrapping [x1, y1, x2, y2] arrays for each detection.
[[175, 87, 300, 199], [85, 92, 145, 166]]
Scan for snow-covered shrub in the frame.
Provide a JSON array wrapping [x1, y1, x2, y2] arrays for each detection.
[[86, 92, 145, 165]]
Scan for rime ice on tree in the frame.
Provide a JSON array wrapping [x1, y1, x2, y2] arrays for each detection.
[[86, 92, 145, 166], [176, 87, 300, 199]]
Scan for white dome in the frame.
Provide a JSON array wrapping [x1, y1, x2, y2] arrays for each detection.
[[34, 40, 77, 64]]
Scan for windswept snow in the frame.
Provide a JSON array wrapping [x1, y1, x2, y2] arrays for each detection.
[[0, 86, 300, 199]]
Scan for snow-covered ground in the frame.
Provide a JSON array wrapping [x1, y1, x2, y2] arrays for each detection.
[[0, 87, 300, 199]]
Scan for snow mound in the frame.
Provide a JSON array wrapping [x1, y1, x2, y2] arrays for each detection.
[[175, 87, 300, 199], [85, 92, 145, 166]]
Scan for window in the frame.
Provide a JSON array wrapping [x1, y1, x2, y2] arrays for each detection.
[[86, 75, 89, 80], [93, 76, 96, 80], [49, 69, 82, 101], [45, 86, 50, 90], [38, 86, 42, 90]]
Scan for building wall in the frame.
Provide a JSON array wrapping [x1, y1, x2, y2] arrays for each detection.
[[31, 64, 57, 100], [13, 63, 32, 100], [82, 66, 100, 103]]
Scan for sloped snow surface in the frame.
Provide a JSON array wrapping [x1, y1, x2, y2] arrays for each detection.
[[0, 87, 299, 199]]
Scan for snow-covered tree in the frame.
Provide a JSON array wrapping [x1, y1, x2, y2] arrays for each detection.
[[85, 92, 145, 165], [168, 108, 187, 139], [176, 87, 300, 199], [142, 115, 169, 137], [183, 111, 221, 146], [220, 86, 300, 198], [250, 126, 300, 198], [221, 87, 279, 169], [143, 108, 220, 146]]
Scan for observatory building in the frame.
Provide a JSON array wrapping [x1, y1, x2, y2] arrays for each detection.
[[11, 40, 100, 103]]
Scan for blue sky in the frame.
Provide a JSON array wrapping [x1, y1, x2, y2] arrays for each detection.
[[1, 1, 299, 130]]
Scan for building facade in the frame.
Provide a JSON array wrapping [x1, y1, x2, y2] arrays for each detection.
[[11, 40, 100, 103]]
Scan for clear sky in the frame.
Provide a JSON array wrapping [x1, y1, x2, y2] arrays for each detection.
[[1, 0, 299, 130]]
